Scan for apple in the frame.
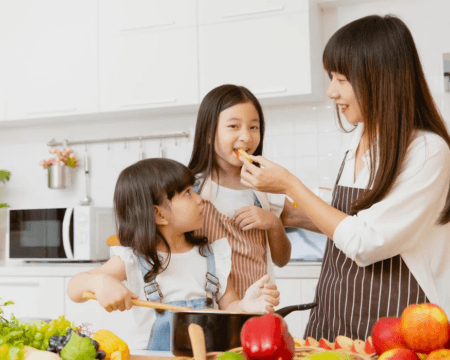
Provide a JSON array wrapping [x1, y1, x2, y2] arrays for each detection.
[[427, 349, 450, 360], [293, 338, 306, 347], [401, 303, 450, 354], [371, 317, 409, 355], [318, 338, 334, 350], [378, 348, 420, 360], [351, 339, 365, 354], [305, 337, 319, 347], [364, 336, 376, 355], [334, 335, 353, 351]]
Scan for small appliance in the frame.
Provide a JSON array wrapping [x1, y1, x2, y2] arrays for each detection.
[[6, 206, 116, 262]]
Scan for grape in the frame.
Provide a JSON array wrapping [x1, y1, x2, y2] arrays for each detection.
[[96, 350, 106, 359], [46, 347, 57, 353], [56, 344, 64, 353], [49, 336, 59, 348], [91, 339, 99, 351]]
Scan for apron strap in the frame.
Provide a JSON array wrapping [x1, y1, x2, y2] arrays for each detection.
[[204, 246, 219, 307], [137, 256, 164, 303]]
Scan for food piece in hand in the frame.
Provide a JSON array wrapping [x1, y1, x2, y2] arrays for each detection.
[[318, 338, 334, 350], [292, 202, 299, 209], [334, 335, 353, 351], [377, 348, 419, 360], [217, 350, 246, 360], [305, 337, 319, 347], [60, 331, 96, 360], [91, 330, 130, 360], [371, 317, 409, 355], [236, 149, 253, 163], [240, 313, 295, 360], [400, 303, 450, 354], [350, 339, 365, 354]]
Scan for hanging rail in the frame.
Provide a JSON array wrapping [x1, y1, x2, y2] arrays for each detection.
[[46, 131, 190, 147]]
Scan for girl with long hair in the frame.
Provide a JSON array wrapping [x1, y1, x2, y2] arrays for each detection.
[[67, 158, 279, 351], [188, 84, 291, 299], [238, 14, 450, 341]]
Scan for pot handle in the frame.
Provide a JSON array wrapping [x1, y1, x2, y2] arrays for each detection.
[[275, 302, 317, 318]]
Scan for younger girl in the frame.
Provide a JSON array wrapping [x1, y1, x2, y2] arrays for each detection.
[[188, 84, 291, 299], [67, 158, 280, 351]]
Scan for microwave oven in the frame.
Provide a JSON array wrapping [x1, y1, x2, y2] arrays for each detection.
[[6, 206, 116, 262]]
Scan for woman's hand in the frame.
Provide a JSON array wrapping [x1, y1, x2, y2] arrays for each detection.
[[93, 274, 139, 312], [233, 206, 279, 231], [241, 275, 280, 313], [239, 155, 295, 194]]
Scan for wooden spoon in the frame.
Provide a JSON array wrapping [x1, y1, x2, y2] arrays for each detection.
[[82, 291, 193, 311], [188, 323, 207, 360]]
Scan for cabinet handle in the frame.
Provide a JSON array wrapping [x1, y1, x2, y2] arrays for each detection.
[[252, 87, 287, 95], [26, 108, 77, 117], [119, 21, 175, 33], [0, 282, 40, 286], [222, 6, 285, 19], [120, 99, 177, 107]]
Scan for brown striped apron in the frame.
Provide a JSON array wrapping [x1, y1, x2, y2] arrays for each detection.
[[304, 152, 429, 341], [193, 200, 267, 299]]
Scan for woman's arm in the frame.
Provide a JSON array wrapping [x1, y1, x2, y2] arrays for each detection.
[[280, 198, 323, 233], [67, 255, 138, 312]]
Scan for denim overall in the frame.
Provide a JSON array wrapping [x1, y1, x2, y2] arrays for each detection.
[[137, 247, 220, 351]]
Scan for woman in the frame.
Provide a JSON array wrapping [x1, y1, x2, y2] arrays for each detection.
[[238, 14, 450, 341]]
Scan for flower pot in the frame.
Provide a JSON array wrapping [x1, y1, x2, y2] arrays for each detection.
[[48, 165, 69, 189]]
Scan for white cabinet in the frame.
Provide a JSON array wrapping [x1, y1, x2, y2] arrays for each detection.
[[98, 0, 199, 112], [63, 277, 135, 340], [198, 9, 322, 102], [275, 278, 318, 338], [0, 276, 64, 320], [198, 0, 308, 25], [3, 0, 98, 121]]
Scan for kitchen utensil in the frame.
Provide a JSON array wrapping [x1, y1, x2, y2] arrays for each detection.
[[82, 291, 193, 311], [79, 152, 91, 206], [171, 302, 317, 356], [188, 324, 206, 360]]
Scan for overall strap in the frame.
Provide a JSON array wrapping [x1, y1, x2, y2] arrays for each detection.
[[203, 246, 220, 306], [253, 193, 262, 208], [137, 256, 163, 303]]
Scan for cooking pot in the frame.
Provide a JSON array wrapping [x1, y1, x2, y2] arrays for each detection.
[[82, 292, 317, 356], [171, 303, 317, 356]]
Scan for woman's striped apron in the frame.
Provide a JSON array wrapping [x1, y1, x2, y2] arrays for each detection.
[[304, 152, 429, 341]]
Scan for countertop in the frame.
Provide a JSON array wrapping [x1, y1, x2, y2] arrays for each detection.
[[0, 260, 322, 278]]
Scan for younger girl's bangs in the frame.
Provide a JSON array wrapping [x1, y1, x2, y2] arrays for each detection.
[[158, 161, 196, 201]]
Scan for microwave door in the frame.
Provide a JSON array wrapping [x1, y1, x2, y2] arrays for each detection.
[[62, 208, 74, 259]]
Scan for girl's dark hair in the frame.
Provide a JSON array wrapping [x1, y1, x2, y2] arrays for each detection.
[[324, 14, 450, 224], [114, 158, 209, 283], [188, 84, 265, 193]]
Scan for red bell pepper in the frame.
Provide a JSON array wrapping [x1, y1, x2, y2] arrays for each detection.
[[240, 313, 295, 360]]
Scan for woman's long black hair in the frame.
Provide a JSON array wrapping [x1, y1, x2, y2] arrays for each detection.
[[324, 14, 450, 224], [114, 158, 209, 282], [188, 84, 265, 193]]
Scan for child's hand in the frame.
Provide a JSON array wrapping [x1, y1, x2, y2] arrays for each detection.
[[241, 274, 280, 314], [233, 206, 279, 231], [94, 275, 139, 312]]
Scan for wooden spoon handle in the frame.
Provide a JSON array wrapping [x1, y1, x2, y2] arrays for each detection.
[[81, 291, 193, 311], [188, 323, 207, 360]]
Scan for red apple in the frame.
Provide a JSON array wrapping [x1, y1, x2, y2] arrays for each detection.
[[334, 335, 353, 351], [364, 336, 376, 355], [351, 339, 366, 354], [427, 349, 450, 359], [401, 303, 450, 354], [318, 338, 334, 350], [378, 348, 420, 360], [371, 317, 409, 355], [305, 337, 319, 347]]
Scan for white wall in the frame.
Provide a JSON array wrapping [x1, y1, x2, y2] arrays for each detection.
[[0, 0, 449, 211]]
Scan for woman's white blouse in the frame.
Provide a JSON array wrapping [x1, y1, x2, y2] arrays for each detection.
[[333, 124, 450, 316], [109, 238, 231, 350]]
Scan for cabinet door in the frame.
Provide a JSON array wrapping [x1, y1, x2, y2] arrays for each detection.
[[100, 0, 196, 34], [63, 278, 135, 340], [0, 41, 5, 121], [0, 277, 64, 320], [198, 13, 313, 101], [99, 26, 198, 112], [4, 0, 98, 121], [275, 278, 303, 337], [198, 0, 307, 25]]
